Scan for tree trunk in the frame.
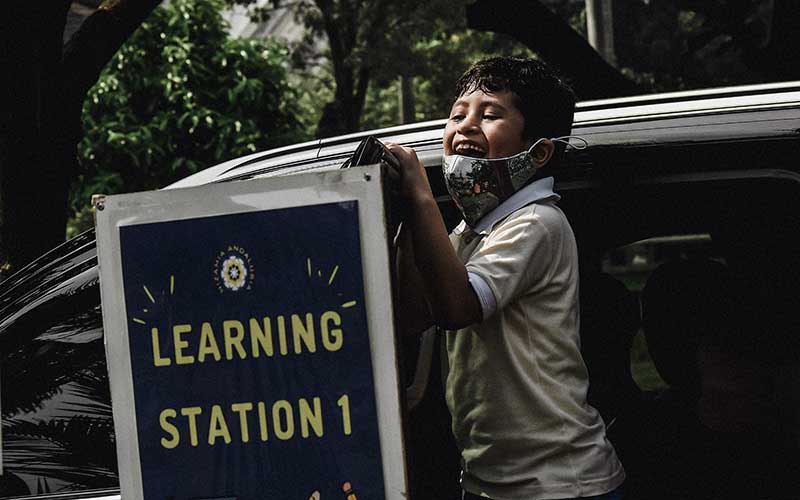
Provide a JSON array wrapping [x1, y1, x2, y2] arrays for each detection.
[[466, 0, 639, 100], [757, 0, 800, 80], [0, 0, 162, 278], [312, 0, 389, 138], [399, 74, 416, 124], [1, 0, 73, 277], [586, 0, 617, 66]]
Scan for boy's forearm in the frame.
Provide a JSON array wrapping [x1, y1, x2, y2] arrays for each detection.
[[406, 192, 482, 329]]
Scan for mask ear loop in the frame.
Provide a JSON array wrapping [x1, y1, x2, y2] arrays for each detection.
[[525, 137, 548, 154], [525, 136, 589, 155], [551, 135, 589, 150]]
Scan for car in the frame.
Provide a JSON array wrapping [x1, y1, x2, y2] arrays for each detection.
[[2, 81, 800, 500]]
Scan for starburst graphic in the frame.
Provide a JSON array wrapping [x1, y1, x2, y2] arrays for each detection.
[[131, 275, 175, 326], [306, 258, 358, 310], [130, 256, 360, 328]]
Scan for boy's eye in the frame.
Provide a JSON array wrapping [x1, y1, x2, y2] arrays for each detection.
[[483, 114, 499, 120], [449, 114, 465, 122]]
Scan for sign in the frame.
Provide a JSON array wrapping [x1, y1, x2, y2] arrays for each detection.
[[96, 166, 406, 500]]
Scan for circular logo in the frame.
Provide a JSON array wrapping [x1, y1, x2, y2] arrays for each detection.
[[221, 255, 247, 290], [213, 245, 255, 293]]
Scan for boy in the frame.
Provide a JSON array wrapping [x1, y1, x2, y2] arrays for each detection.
[[387, 57, 625, 500]]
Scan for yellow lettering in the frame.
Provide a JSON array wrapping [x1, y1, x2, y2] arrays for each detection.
[[208, 405, 232, 445], [276, 316, 288, 355], [223, 320, 246, 360], [159, 408, 179, 448], [151, 328, 172, 367], [152, 312, 346, 364], [250, 318, 273, 357], [257, 401, 269, 441], [181, 407, 202, 447], [198, 322, 221, 362], [272, 400, 295, 440], [321, 311, 343, 351], [337, 394, 352, 435], [231, 402, 253, 443], [299, 397, 324, 438], [173, 324, 194, 365], [292, 313, 316, 354]]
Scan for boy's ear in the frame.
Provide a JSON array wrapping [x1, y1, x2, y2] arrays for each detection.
[[532, 139, 555, 168]]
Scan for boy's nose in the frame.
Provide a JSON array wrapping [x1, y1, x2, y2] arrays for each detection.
[[457, 114, 480, 134]]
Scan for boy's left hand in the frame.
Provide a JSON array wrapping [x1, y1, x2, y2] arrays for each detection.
[[385, 143, 433, 203]]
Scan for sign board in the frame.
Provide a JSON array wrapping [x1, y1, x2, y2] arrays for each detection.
[[96, 166, 406, 500]]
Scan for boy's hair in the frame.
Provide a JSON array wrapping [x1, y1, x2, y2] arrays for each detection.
[[454, 57, 576, 151]]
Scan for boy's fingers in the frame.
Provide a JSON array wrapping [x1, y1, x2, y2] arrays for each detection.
[[385, 143, 416, 162]]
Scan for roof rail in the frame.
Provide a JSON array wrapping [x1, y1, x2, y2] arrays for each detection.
[[577, 80, 800, 111]]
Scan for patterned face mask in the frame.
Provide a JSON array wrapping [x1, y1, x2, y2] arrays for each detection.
[[442, 136, 586, 227]]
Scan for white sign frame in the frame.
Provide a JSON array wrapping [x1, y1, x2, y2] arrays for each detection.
[[95, 165, 407, 499]]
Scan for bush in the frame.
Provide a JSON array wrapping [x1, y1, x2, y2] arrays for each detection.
[[72, 0, 310, 236]]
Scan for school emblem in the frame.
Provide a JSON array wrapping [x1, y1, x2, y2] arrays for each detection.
[[213, 245, 255, 292]]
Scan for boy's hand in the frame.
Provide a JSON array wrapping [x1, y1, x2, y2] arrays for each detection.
[[385, 143, 433, 202]]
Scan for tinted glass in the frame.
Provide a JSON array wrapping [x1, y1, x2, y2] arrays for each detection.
[[570, 176, 800, 500], [1, 267, 117, 496]]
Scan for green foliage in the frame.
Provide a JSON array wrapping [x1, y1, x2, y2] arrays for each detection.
[[226, 0, 793, 137], [605, 0, 782, 92], [359, 30, 534, 130], [73, 0, 309, 236], [228, 0, 535, 135]]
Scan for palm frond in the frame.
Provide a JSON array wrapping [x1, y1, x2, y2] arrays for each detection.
[[2, 416, 118, 488]]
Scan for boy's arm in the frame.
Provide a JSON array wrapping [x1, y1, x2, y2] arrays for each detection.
[[387, 143, 482, 330]]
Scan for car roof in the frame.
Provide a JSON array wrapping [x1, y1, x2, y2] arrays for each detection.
[[166, 80, 800, 189]]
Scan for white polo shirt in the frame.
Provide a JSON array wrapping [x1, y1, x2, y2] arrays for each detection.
[[446, 177, 625, 499]]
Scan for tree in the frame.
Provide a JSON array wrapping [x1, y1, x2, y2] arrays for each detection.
[[299, 0, 465, 137], [71, 0, 308, 235], [232, 0, 539, 135], [596, 0, 800, 92], [360, 29, 536, 130], [0, 0, 309, 275], [467, 0, 800, 98], [234, 0, 506, 137], [466, 0, 640, 100], [1, 0, 164, 278]]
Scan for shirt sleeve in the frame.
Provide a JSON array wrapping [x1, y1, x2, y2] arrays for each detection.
[[468, 272, 497, 320], [465, 204, 559, 313]]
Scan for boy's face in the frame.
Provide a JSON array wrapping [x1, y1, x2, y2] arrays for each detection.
[[444, 89, 529, 159]]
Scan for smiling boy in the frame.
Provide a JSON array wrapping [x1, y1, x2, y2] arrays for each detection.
[[388, 57, 625, 500]]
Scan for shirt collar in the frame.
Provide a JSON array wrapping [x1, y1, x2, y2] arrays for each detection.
[[452, 176, 561, 236]]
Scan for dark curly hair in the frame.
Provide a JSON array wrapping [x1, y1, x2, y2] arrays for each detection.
[[454, 57, 576, 150]]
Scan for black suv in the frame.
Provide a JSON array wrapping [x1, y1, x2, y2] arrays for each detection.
[[2, 82, 799, 499]]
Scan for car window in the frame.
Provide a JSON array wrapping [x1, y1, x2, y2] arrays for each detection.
[[568, 174, 800, 500], [1, 270, 117, 497]]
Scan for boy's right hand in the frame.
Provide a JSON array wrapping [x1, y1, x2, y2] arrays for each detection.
[[385, 143, 434, 204]]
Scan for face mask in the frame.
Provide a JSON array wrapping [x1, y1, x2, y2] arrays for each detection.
[[442, 136, 587, 228]]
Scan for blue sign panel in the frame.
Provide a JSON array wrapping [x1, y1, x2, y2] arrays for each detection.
[[119, 200, 382, 500]]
